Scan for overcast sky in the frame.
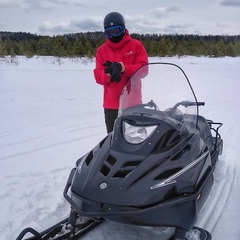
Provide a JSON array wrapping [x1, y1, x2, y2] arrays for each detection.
[[0, 0, 239, 36]]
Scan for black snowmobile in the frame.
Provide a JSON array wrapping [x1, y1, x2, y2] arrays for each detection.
[[16, 63, 223, 240]]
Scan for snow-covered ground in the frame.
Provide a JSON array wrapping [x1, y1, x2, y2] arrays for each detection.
[[0, 56, 239, 240]]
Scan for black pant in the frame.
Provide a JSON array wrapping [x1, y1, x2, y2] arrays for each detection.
[[104, 108, 118, 134]]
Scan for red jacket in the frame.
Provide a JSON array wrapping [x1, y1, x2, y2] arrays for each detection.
[[93, 30, 148, 109]]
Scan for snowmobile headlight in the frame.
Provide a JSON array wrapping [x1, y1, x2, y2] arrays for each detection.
[[123, 122, 157, 144]]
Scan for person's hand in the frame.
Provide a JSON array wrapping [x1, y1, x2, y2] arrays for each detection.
[[103, 61, 122, 82], [103, 60, 112, 75], [110, 62, 122, 82]]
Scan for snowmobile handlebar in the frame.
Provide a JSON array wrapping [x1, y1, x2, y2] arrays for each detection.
[[167, 101, 205, 116], [174, 101, 205, 108]]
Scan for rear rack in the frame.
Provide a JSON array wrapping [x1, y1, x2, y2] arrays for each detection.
[[207, 120, 223, 154]]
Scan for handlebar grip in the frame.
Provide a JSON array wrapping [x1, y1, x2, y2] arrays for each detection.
[[197, 102, 205, 106], [181, 101, 205, 107]]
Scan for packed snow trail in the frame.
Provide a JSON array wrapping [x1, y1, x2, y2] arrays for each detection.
[[197, 155, 236, 231], [209, 116, 240, 238]]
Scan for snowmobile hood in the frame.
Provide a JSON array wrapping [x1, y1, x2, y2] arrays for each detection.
[[70, 63, 211, 207], [71, 130, 208, 207]]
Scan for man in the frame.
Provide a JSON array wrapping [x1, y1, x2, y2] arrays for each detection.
[[93, 12, 148, 134]]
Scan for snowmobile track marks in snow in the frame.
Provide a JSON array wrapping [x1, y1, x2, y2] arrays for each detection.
[[197, 159, 235, 233]]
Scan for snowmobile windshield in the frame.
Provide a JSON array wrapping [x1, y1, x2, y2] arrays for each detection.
[[119, 63, 200, 133]]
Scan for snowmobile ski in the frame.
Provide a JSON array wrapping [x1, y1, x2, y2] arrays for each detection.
[[169, 226, 211, 240], [16, 215, 102, 240], [16, 221, 211, 240]]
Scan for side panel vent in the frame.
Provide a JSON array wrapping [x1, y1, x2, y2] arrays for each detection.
[[99, 136, 107, 148], [99, 156, 142, 178], [113, 170, 131, 178], [100, 164, 111, 176], [112, 160, 142, 178], [100, 155, 117, 177], [122, 161, 141, 167], [106, 155, 117, 166], [85, 151, 93, 166]]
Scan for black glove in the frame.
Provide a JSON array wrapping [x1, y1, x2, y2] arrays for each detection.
[[103, 61, 122, 82], [103, 60, 112, 74], [110, 62, 122, 82]]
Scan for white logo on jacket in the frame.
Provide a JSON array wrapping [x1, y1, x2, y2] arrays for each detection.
[[125, 51, 133, 55]]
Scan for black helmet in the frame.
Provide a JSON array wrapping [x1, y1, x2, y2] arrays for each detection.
[[104, 12, 125, 29]]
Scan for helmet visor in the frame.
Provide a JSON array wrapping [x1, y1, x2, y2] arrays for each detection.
[[105, 26, 125, 38]]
